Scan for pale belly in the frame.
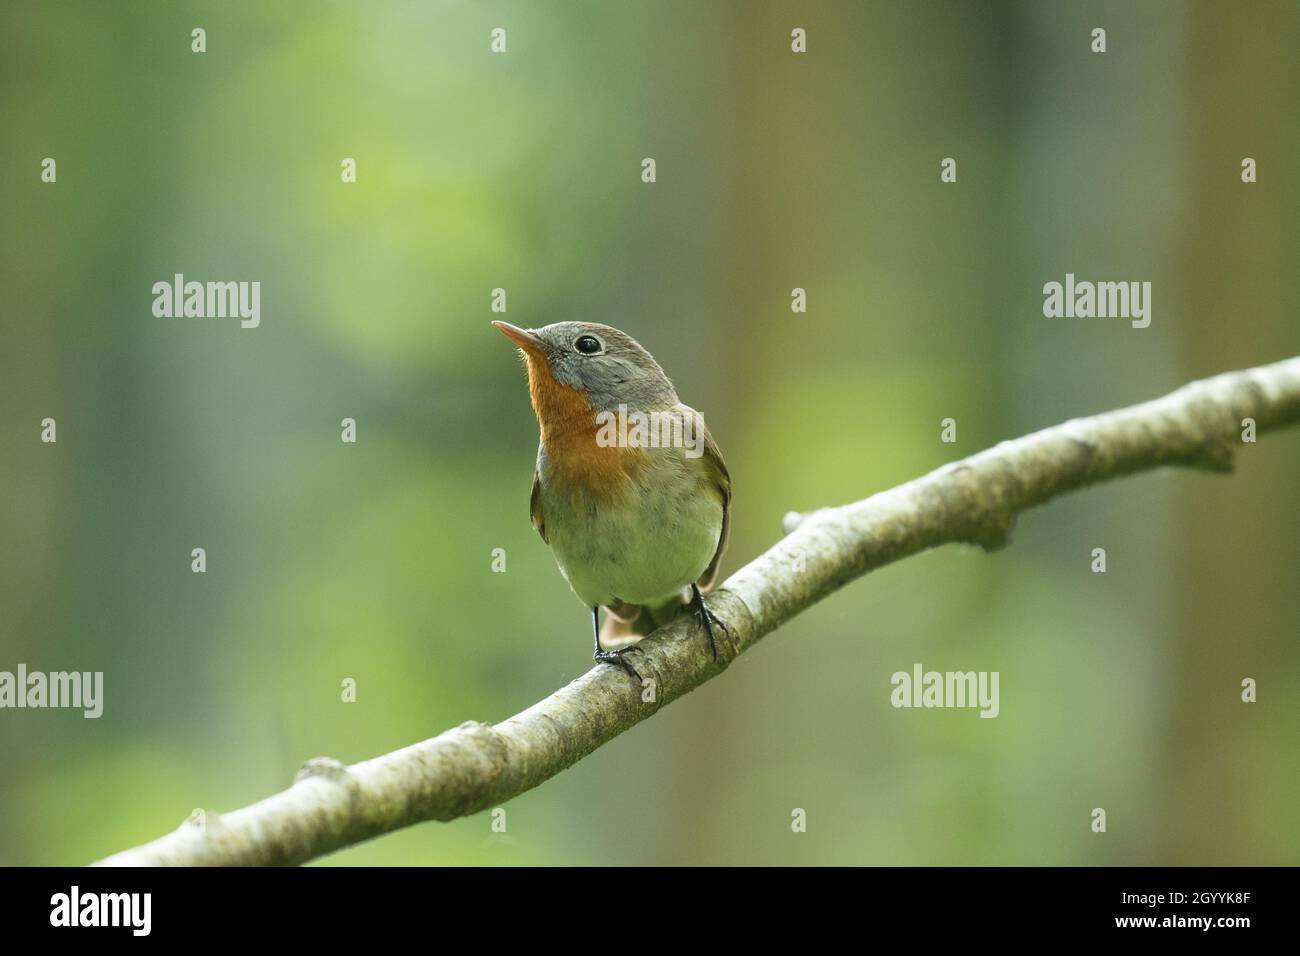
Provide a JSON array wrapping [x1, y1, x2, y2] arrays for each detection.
[[540, 455, 723, 609]]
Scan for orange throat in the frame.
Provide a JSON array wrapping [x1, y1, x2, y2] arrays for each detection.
[[526, 359, 645, 500]]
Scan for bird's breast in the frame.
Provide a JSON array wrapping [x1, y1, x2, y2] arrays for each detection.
[[538, 448, 724, 608], [543, 431, 648, 503]]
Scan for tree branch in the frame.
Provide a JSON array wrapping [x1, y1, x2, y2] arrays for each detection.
[[94, 356, 1300, 866]]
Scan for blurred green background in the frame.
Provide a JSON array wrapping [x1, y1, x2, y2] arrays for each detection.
[[2, 0, 1297, 866]]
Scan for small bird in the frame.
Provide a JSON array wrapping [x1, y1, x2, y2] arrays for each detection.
[[494, 320, 731, 677]]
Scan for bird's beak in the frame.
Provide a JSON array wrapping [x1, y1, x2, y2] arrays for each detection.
[[492, 321, 547, 361]]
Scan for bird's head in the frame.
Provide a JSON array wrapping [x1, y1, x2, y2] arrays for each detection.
[[493, 321, 678, 425]]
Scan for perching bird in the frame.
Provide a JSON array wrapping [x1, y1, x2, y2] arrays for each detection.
[[494, 320, 730, 677]]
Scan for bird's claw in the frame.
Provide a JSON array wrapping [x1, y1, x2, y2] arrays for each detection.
[[689, 584, 729, 660], [594, 648, 642, 681]]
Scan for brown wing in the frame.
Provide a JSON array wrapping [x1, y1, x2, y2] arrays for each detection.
[[529, 449, 547, 544], [695, 419, 731, 591]]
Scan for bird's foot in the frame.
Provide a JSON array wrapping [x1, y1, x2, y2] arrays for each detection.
[[689, 584, 729, 660], [594, 648, 642, 681]]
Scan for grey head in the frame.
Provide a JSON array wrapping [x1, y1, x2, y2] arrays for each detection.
[[493, 320, 679, 412]]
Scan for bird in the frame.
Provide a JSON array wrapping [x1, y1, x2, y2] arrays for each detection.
[[493, 320, 731, 678]]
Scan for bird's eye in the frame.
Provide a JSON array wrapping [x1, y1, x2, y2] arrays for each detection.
[[574, 335, 602, 355]]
